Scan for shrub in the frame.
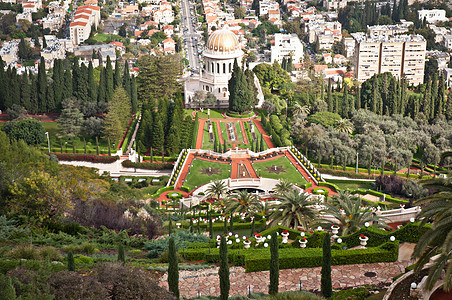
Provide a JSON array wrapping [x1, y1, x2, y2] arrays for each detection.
[[144, 231, 210, 258], [74, 254, 94, 265], [330, 287, 371, 299], [122, 160, 174, 170], [54, 153, 119, 163], [39, 246, 63, 261], [67, 252, 75, 271], [6, 244, 41, 260]]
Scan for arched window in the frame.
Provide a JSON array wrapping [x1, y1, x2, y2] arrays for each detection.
[[223, 63, 226, 73], [211, 63, 214, 73], [217, 63, 220, 73], [218, 88, 221, 93]]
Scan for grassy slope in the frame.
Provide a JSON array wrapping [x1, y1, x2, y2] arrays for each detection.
[[184, 159, 231, 189], [252, 156, 308, 185]]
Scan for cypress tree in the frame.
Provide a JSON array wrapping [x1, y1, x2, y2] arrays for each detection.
[[327, 79, 333, 112], [72, 56, 80, 98], [250, 218, 255, 236], [114, 60, 121, 89], [321, 233, 332, 298], [436, 74, 445, 117], [123, 61, 131, 97], [189, 218, 194, 233], [151, 119, 164, 150], [356, 87, 361, 110], [46, 84, 55, 112], [219, 236, 230, 300], [88, 61, 97, 102], [84, 138, 87, 154], [20, 72, 31, 111], [105, 56, 114, 102], [77, 63, 89, 102], [108, 138, 111, 156], [229, 214, 234, 232], [67, 252, 75, 271], [223, 217, 227, 234], [342, 83, 349, 118], [228, 59, 251, 113], [431, 74, 438, 119], [209, 212, 213, 238], [37, 57, 47, 112], [269, 231, 279, 295], [98, 67, 106, 104], [168, 237, 179, 299], [63, 70, 72, 101], [131, 76, 138, 114], [260, 134, 264, 151], [168, 216, 173, 234], [118, 243, 125, 263], [96, 136, 99, 156], [196, 218, 200, 234], [42, 35, 47, 48]]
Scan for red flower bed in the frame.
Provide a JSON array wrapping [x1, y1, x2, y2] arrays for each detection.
[[55, 153, 119, 164]]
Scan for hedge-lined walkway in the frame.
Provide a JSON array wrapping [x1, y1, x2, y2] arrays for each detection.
[[159, 260, 409, 298]]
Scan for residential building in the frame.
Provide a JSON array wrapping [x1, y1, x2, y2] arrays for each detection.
[[343, 37, 355, 57], [443, 35, 452, 50], [316, 28, 342, 50], [69, 5, 100, 45], [70, 22, 90, 45], [441, 68, 452, 87], [306, 21, 341, 43], [270, 33, 304, 64], [42, 13, 65, 32], [0, 40, 19, 64], [323, 0, 348, 11], [367, 24, 409, 38], [352, 33, 426, 86], [16, 12, 33, 23], [418, 9, 448, 24], [259, 0, 279, 16]]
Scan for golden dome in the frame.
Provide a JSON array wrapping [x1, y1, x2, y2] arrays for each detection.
[[206, 28, 240, 53]]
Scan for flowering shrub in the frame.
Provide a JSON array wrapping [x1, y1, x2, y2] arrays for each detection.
[[360, 235, 368, 239], [55, 154, 119, 164]]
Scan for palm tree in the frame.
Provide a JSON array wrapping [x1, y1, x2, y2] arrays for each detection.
[[206, 179, 228, 203], [411, 175, 452, 291], [224, 190, 263, 215], [273, 179, 293, 195], [292, 103, 310, 116], [268, 190, 317, 230], [334, 118, 354, 134], [323, 192, 388, 235]]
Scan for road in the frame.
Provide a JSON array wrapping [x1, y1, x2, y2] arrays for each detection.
[[181, 0, 201, 74]]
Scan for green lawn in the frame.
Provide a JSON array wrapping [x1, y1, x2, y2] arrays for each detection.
[[201, 121, 216, 150], [326, 179, 374, 191], [252, 156, 308, 186], [183, 159, 231, 189], [219, 121, 244, 144], [41, 122, 121, 154], [196, 109, 224, 119], [93, 33, 124, 43]]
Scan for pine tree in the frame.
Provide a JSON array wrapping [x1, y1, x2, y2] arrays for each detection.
[[118, 243, 125, 263], [88, 61, 97, 102], [321, 233, 332, 298], [105, 56, 114, 102], [219, 236, 230, 300], [269, 231, 279, 295], [168, 237, 179, 299], [67, 251, 75, 271]]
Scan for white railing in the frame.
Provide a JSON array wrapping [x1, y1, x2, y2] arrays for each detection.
[[289, 146, 324, 184], [167, 149, 188, 187]]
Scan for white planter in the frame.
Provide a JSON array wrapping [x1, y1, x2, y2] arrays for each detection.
[[176, 223, 181, 229], [255, 236, 263, 245], [281, 232, 289, 244], [299, 239, 307, 248], [244, 241, 251, 249], [359, 236, 368, 248], [331, 225, 340, 238]]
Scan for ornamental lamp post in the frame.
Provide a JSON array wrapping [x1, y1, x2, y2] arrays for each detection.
[[45, 132, 50, 153]]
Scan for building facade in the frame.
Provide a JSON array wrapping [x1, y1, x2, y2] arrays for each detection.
[[270, 33, 304, 64], [352, 33, 426, 86]]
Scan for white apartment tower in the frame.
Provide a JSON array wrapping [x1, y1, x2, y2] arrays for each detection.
[[271, 33, 304, 64], [352, 33, 426, 86]]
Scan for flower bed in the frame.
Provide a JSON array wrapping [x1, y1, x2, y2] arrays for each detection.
[[122, 160, 174, 170], [55, 153, 119, 164]]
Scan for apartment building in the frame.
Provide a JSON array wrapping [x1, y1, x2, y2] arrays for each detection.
[[418, 9, 448, 24], [270, 33, 304, 64], [352, 33, 426, 86], [42, 13, 65, 32], [306, 21, 341, 43], [316, 28, 341, 50], [367, 24, 409, 39], [69, 5, 100, 45], [323, 0, 348, 11], [0, 40, 19, 64], [259, 0, 279, 16]]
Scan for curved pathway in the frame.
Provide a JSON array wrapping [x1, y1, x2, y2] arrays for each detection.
[[159, 261, 409, 299]]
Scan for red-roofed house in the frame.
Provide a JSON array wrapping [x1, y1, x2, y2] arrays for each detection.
[[163, 25, 174, 36], [70, 21, 90, 45], [163, 38, 175, 54]]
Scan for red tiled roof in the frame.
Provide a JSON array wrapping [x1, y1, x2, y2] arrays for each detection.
[[70, 21, 88, 27]]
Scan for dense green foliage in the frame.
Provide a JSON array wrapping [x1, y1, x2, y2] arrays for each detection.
[[168, 237, 179, 299], [219, 236, 230, 300], [269, 231, 279, 295], [2, 118, 46, 145], [321, 233, 332, 298]]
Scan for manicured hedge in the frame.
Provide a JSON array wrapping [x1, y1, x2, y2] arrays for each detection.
[[244, 241, 399, 272], [346, 188, 408, 204], [151, 186, 175, 198], [122, 160, 174, 170], [300, 182, 313, 189], [143, 156, 177, 162], [226, 111, 255, 118], [180, 186, 190, 192], [337, 223, 430, 248], [312, 187, 329, 196], [55, 153, 119, 163], [259, 225, 301, 240], [319, 181, 339, 192]]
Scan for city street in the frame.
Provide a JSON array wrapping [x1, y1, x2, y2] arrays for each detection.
[[181, 0, 201, 74]]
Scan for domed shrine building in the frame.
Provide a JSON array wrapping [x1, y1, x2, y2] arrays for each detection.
[[184, 27, 264, 108]]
